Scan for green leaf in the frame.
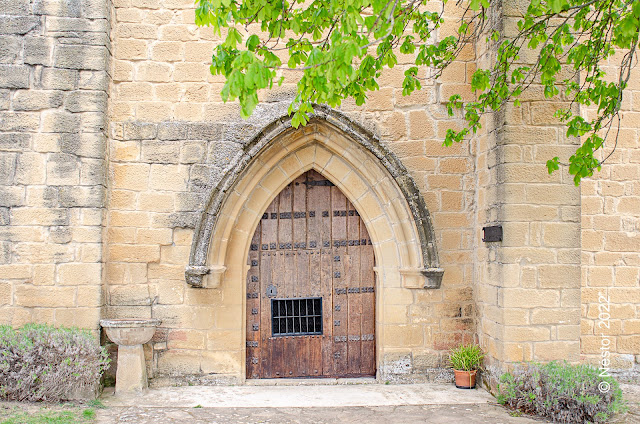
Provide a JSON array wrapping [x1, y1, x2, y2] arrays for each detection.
[[471, 69, 490, 92], [246, 34, 260, 51], [469, 0, 482, 11], [224, 27, 242, 49], [546, 157, 560, 174]]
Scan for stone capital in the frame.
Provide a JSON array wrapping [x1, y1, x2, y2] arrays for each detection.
[[400, 267, 444, 289]]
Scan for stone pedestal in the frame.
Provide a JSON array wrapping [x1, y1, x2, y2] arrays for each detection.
[[100, 319, 161, 395]]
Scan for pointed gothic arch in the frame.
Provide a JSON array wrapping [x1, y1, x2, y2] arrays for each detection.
[[185, 106, 443, 290]]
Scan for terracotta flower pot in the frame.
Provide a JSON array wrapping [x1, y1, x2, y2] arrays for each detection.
[[454, 369, 477, 389]]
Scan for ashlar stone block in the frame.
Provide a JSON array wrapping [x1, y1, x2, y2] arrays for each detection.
[[0, 17, 40, 35], [65, 90, 107, 113], [0, 65, 29, 89], [13, 90, 63, 111], [0, 37, 21, 64], [54, 45, 108, 71], [24, 37, 53, 66]]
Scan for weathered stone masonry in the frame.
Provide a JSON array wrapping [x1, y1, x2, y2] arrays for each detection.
[[0, 0, 638, 384], [0, 0, 111, 331], [104, 108, 474, 382], [473, 2, 582, 375]]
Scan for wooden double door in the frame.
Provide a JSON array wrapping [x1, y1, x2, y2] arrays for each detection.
[[246, 170, 375, 378]]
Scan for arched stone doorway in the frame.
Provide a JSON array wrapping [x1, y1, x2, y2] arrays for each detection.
[[186, 107, 443, 381], [246, 170, 376, 378]]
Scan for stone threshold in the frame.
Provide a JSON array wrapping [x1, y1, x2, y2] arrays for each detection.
[[100, 383, 494, 409], [245, 377, 377, 386]]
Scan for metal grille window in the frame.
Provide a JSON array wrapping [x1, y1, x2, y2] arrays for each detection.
[[271, 298, 322, 336]]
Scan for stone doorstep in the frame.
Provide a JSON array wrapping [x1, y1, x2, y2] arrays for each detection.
[[100, 383, 495, 409], [245, 377, 378, 386]]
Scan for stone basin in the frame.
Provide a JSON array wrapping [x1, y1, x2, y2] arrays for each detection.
[[100, 318, 161, 394], [100, 319, 161, 346]]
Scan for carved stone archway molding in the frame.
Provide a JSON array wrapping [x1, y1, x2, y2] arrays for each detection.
[[185, 105, 443, 290]]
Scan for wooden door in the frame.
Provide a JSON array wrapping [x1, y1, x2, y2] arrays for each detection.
[[246, 170, 375, 379]]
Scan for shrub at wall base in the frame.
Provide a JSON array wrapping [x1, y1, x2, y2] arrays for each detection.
[[497, 361, 627, 423], [0, 324, 110, 401]]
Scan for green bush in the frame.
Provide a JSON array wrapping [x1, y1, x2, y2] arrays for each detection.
[[449, 344, 484, 371], [497, 361, 627, 423], [0, 324, 110, 402]]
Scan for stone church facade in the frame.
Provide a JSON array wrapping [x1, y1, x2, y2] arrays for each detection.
[[0, 0, 638, 384]]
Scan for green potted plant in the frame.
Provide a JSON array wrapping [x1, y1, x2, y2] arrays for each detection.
[[449, 343, 484, 389]]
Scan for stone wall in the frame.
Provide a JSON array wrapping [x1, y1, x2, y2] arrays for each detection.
[[104, 111, 477, 382], [472, 0, 639, 382], [0, 0, 111, 332], [580, 63, 640, 376], [474, 1, 582, 382], [0, 0, 637, 384], [105, 119, 247, 380], [106, 0, 477, 382]]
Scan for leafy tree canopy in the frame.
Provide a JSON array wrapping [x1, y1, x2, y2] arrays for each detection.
[[195, 0, 640, 184]]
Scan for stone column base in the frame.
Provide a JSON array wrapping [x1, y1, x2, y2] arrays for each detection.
[[115, 344, 148, 394]]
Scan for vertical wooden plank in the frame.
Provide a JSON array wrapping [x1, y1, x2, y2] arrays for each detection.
[[246, 221, 262, 379], [331, 185, 348, 376], [293, 177, 309, 377], [310, 182, 323, 378], [260, 250, 273, 378], [260, 196, 278, 378], [272, 327, 284, 378], [283, 251, 296, 377], [308, 307, 323, 378], [360, 215, 376, 376], [297, 251, 311, 377], [272, 250, 286, 378], [316, 171, 333, 373], [301, 172, 320, 377], [305, 171, 320, 252], [313, 171, 332, 253], [320, 249, 334, 377], [293, 175, 307, 266], [306, 171, 332, 377], [284, 251, 296, 298], [346, 203, 362, 376], [308, 253, 323, 378], [278, 182, 293, 293], [277, 182, 294, 378], [319, 174, 333, 374]]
